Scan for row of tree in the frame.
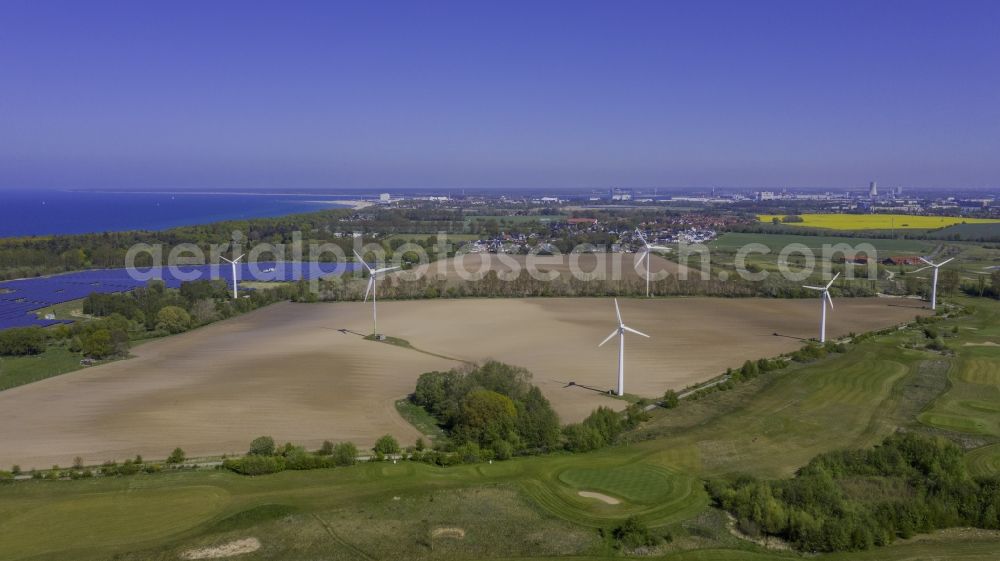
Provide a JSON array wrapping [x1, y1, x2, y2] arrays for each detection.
[[304, 268, 877, 303], [222, 436, 364, 475]]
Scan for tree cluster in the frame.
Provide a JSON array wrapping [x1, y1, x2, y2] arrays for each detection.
[[412, 361, 562, 458], [0, 326, 47, 356], [709, 433, 1000, 553]]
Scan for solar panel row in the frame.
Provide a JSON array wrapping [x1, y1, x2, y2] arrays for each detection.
[[0, 262, 356, 331]]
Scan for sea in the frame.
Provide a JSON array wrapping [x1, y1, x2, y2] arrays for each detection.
[[0, 190, 361, 238]]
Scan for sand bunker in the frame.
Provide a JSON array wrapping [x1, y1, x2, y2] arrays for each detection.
[[180, 538, 260, 559], [578, 491, 620, 504], [431, 527, 466, 539]]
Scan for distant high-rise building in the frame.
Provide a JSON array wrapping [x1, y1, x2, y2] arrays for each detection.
[[869, 181, 878, 198], [611, 187, 633, 201]]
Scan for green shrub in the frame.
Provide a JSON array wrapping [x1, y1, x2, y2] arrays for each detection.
[[455, 442, 481, 463], [223, 455, 286, 475], [120, 461, 140, 475], [0, 327, 46, 356], [155, 306, 192, 334], [166, 447, 186, 464], [453, 390, 518, 451], [283, 447, 325, 470], [373, 434, 400, 456], [607, 516, 667, 549], [318, 440, 334, 455], [662, 389, 680, 409], [624, 403, 650, 428], [248, 436, 276, 456], [332, 442, 358, 466], [563, 423, 606, 452], [927, 337, 948, 351]]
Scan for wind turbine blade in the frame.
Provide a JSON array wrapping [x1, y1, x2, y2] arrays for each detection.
[[614, 298, 622, 325], [825, 291, 834, 310], [802, 285, 825, 291], [635, 228, 648, 246], [911, 266, 931, 273], [637, 250, 648, 265], [364, 277, 374, 302], [919, 257, 934, 266], [825, 271, 841, 289], [220, 257, 232, 264], [938, 258, 955, 266], [375, 266, 401, 274], [598, 329, 619, 347], [623, 325, 650, 338], [235, 254, 245, 262], [353, 250, 373, 273]]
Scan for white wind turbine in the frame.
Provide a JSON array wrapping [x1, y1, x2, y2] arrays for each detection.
[[354, 250, 401, 335], [598, 298, 650, 396], [913, 257, 954, 310], [803, 272, 840, 343], [220, 253, 245, 299], [635, 228, 671, 297]]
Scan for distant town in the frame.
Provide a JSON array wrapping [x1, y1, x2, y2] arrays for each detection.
[[363, 182, 998, 217]]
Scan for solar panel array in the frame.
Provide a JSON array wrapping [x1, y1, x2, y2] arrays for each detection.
[[0, 262, 356, 331]]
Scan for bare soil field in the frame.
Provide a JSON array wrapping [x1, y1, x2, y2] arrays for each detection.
[[0, 297, 928, 468], [377, 297, 929, 422]]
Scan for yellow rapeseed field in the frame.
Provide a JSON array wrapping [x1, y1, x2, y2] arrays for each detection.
[[757, 213, 1000, 230]]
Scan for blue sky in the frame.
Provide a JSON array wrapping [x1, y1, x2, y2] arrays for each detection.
[[2, 1, 998, 190]]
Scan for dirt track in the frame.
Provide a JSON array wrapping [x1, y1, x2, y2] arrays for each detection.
[[0, 297, 928, 468]]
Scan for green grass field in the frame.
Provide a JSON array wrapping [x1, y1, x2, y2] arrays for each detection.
[[931, 222, 1000, 241], [2, 297, 1000, 560], [705, 232, 939, 280], [0, 346, 88, 391], [918, 310, 1000, 438], [709, 232, 934, 254], [30, 297, 88, 323], [395, 399, 449, 443]]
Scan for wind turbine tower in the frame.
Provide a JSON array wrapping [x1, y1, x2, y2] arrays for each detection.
[[914, 257, 954, 310], [354, 250, 401, 335], [635, 228, 671, 298], [598, 298, 650, 396], [803, 272, 840, 343], [220, 254, 245, 299]]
